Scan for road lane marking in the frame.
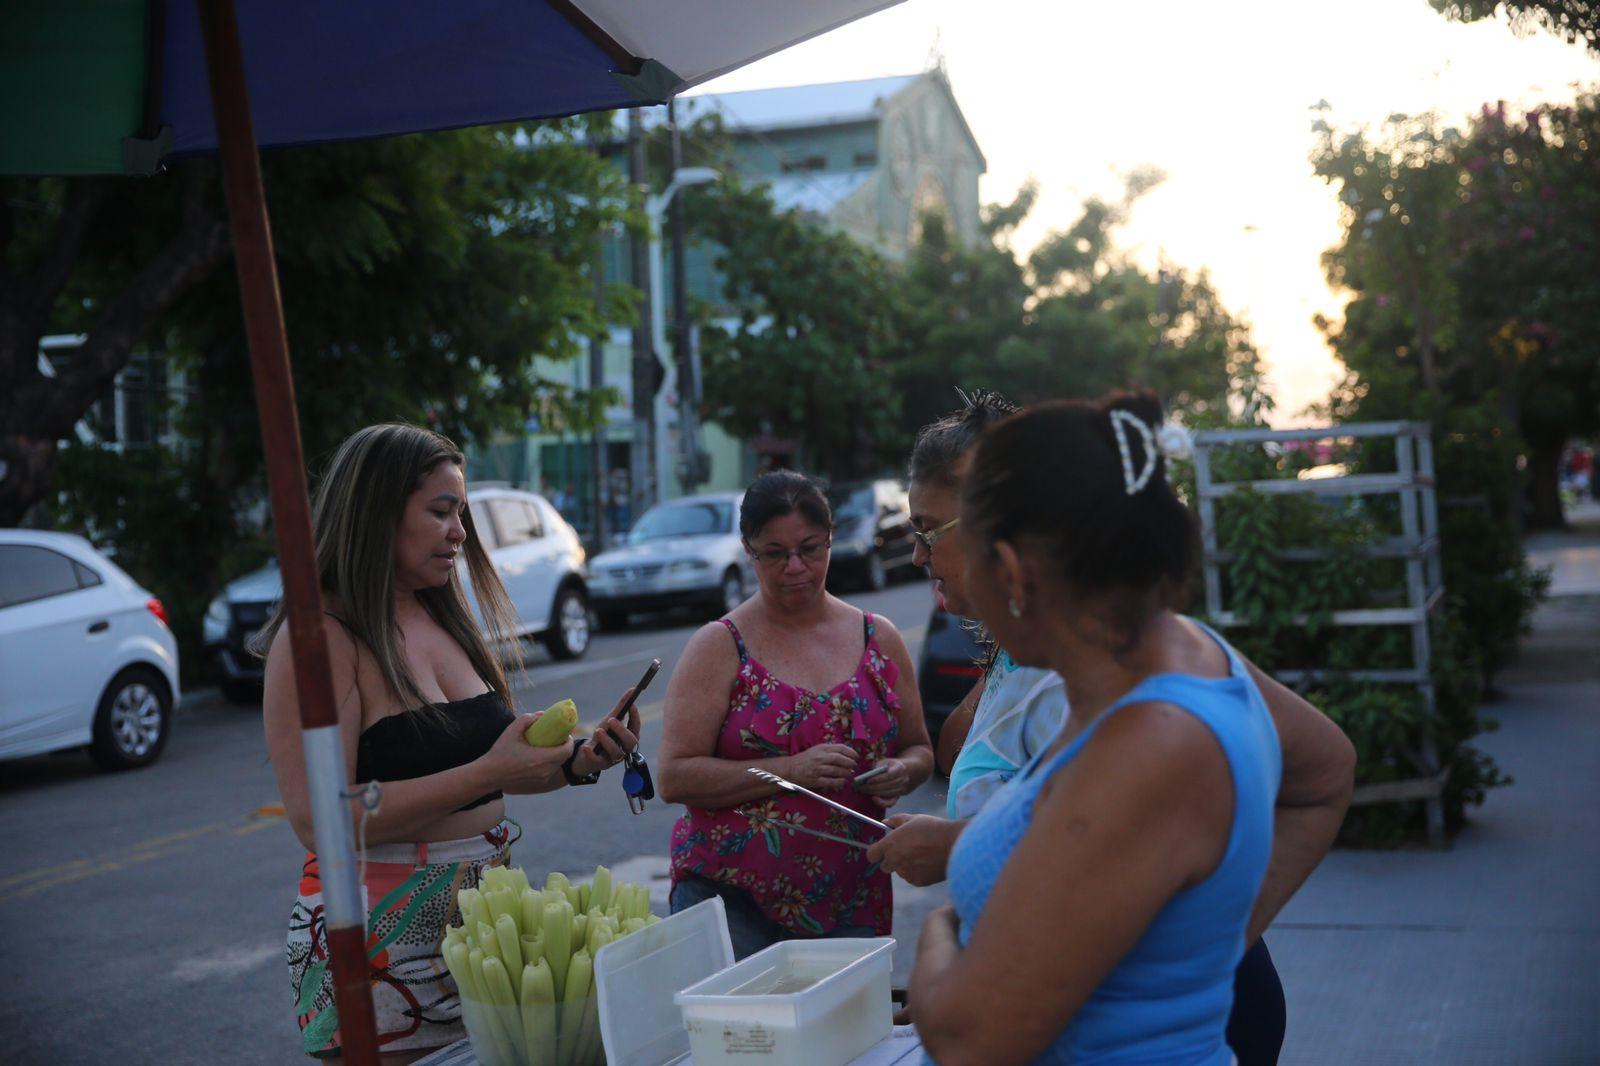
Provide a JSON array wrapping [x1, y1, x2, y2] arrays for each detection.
[[0, 813, 285, 906], [172, 944, 282, 982]]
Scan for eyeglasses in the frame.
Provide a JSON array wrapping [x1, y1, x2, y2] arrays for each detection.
[[747, 540, 831, 567], [913, 517, 960, 556]]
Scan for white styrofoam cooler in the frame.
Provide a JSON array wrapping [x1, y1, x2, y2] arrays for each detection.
[[673, 937, 896, 1066]]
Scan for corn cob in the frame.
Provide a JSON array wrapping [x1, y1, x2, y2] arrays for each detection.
[[457, 887, 491, 935], [557, 949, 593, 1065], [525, 932, 546, 963], [477, 920, 502, 964], [578, 923, 616, 1066], [520, 887, 544, 937], [495, 912, 524, 975], [520, 958, 557, 1066], [444, 940, 478, 1000], [524, 698, 579, 746], [577, 881, 591, 913], [571, 912, 588, 951], [588, 866, 613, 915], [542, 900, 572, 1000], [468, 947, 516, 1065], [482, 955, 528, 1062], [486, 886, 518, 928]]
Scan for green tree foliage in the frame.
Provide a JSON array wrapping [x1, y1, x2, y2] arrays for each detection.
[[35, 122, 630, 678], [893, 171, 1268, 441], [1428, 0, 1599, 56], [688, 178, 907, 479], [1450, 101, 1600, 527], [1310, 101, 1578, 704]]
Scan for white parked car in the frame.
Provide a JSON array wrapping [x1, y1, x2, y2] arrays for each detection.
[[0, 529, 180, 769], [587, 492, 755, 629], [203, 485, 591, 703]]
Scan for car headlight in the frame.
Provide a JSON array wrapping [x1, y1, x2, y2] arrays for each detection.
[[203, 596, 229, 643], [668, 559, 711, 574]]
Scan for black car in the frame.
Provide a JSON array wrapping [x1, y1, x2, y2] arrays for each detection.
[[916, 606, 987, 745], [825, 479, 918, 592]]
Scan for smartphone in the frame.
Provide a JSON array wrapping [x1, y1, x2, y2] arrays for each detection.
[[609, 658, 661, 724], [853, 763, 890, 786]]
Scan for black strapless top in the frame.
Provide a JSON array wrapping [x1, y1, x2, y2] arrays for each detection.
[[355, 689, 515, 812]]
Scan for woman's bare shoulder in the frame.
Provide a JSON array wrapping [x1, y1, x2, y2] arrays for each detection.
[[679, 620, 741, 668]]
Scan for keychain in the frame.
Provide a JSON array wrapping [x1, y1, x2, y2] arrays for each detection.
[[622, 749, 655, 814]]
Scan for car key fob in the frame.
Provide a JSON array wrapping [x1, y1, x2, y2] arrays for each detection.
[[623, 750, 655, 813]]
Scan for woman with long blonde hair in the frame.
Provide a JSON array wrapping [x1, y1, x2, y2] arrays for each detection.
[[261, 423, 640, 1063]]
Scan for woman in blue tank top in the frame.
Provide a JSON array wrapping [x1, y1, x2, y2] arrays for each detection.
[[909, 394, 1355, 1065]]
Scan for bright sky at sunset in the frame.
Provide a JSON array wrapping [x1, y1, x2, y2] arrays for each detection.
[[696, 0, 1600, 422]]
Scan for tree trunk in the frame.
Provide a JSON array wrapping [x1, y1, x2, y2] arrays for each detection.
[[1526, 437, 1567, 531], [0, 163, 229, 526]]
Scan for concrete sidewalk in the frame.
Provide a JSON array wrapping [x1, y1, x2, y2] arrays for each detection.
[[1270, 514, 1600, 1063], [1525, 497, 1600, 597]]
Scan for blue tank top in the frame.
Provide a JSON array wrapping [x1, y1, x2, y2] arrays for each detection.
[[944, 621, 1281, 1065]]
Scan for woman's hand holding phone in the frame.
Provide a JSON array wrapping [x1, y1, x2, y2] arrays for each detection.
[[856, 757, 911, 808], [572, 659, 658, 777]]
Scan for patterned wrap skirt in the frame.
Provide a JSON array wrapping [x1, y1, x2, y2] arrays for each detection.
[[287, 820, 518, 1058]]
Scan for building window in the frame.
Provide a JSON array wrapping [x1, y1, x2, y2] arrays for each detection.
[[779, 155, 827, 173], [852, 151, 878, 168]]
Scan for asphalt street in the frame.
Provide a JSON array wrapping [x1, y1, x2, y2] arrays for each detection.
[[0, 578, 953, 1064]]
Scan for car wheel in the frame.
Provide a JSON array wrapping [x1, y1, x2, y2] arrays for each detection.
[[718, 568, 745, 616], [220, 678, 262, 706], [542, 584, 591, 660], [596, 608, 629, 632], [89, 667, 171, 771], [864, 552, 888, 592]]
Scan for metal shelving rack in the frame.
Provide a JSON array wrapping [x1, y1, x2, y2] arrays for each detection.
[[1192, 421, 1447, 845]]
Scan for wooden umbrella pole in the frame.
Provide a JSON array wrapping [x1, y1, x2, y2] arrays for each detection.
[[195, 1, 380, 1062]]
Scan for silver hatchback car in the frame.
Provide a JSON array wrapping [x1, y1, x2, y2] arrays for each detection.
[[587, 492, 755, 630]]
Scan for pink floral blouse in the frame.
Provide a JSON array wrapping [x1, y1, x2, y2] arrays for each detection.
[[669, 613, 901, 936]]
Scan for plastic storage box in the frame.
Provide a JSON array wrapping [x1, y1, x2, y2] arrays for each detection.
[[674, 937, 895, 1066], [595, 897, 735, 1066]]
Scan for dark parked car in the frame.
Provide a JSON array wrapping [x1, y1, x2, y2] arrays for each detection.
[[916, 606, 987, 745], [825, 479, 918, 592]]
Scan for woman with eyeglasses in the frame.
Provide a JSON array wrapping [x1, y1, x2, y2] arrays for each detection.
[[658, 470, 934, 958], [909, 394, 1353, 1065], [873, 391, 1308, 1064]]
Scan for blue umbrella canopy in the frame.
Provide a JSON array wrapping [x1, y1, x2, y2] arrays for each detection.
[[1, 0, 904, 175]]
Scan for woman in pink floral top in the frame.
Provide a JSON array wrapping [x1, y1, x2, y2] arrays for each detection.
[[659, 471, 935, 958]]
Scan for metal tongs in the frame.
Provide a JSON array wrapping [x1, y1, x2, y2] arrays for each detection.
[[735, 808, 872, 850], [746, 767, 890, 833]]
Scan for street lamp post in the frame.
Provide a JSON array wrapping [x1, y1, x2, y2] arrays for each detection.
[[645, 164, 718, 503]]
